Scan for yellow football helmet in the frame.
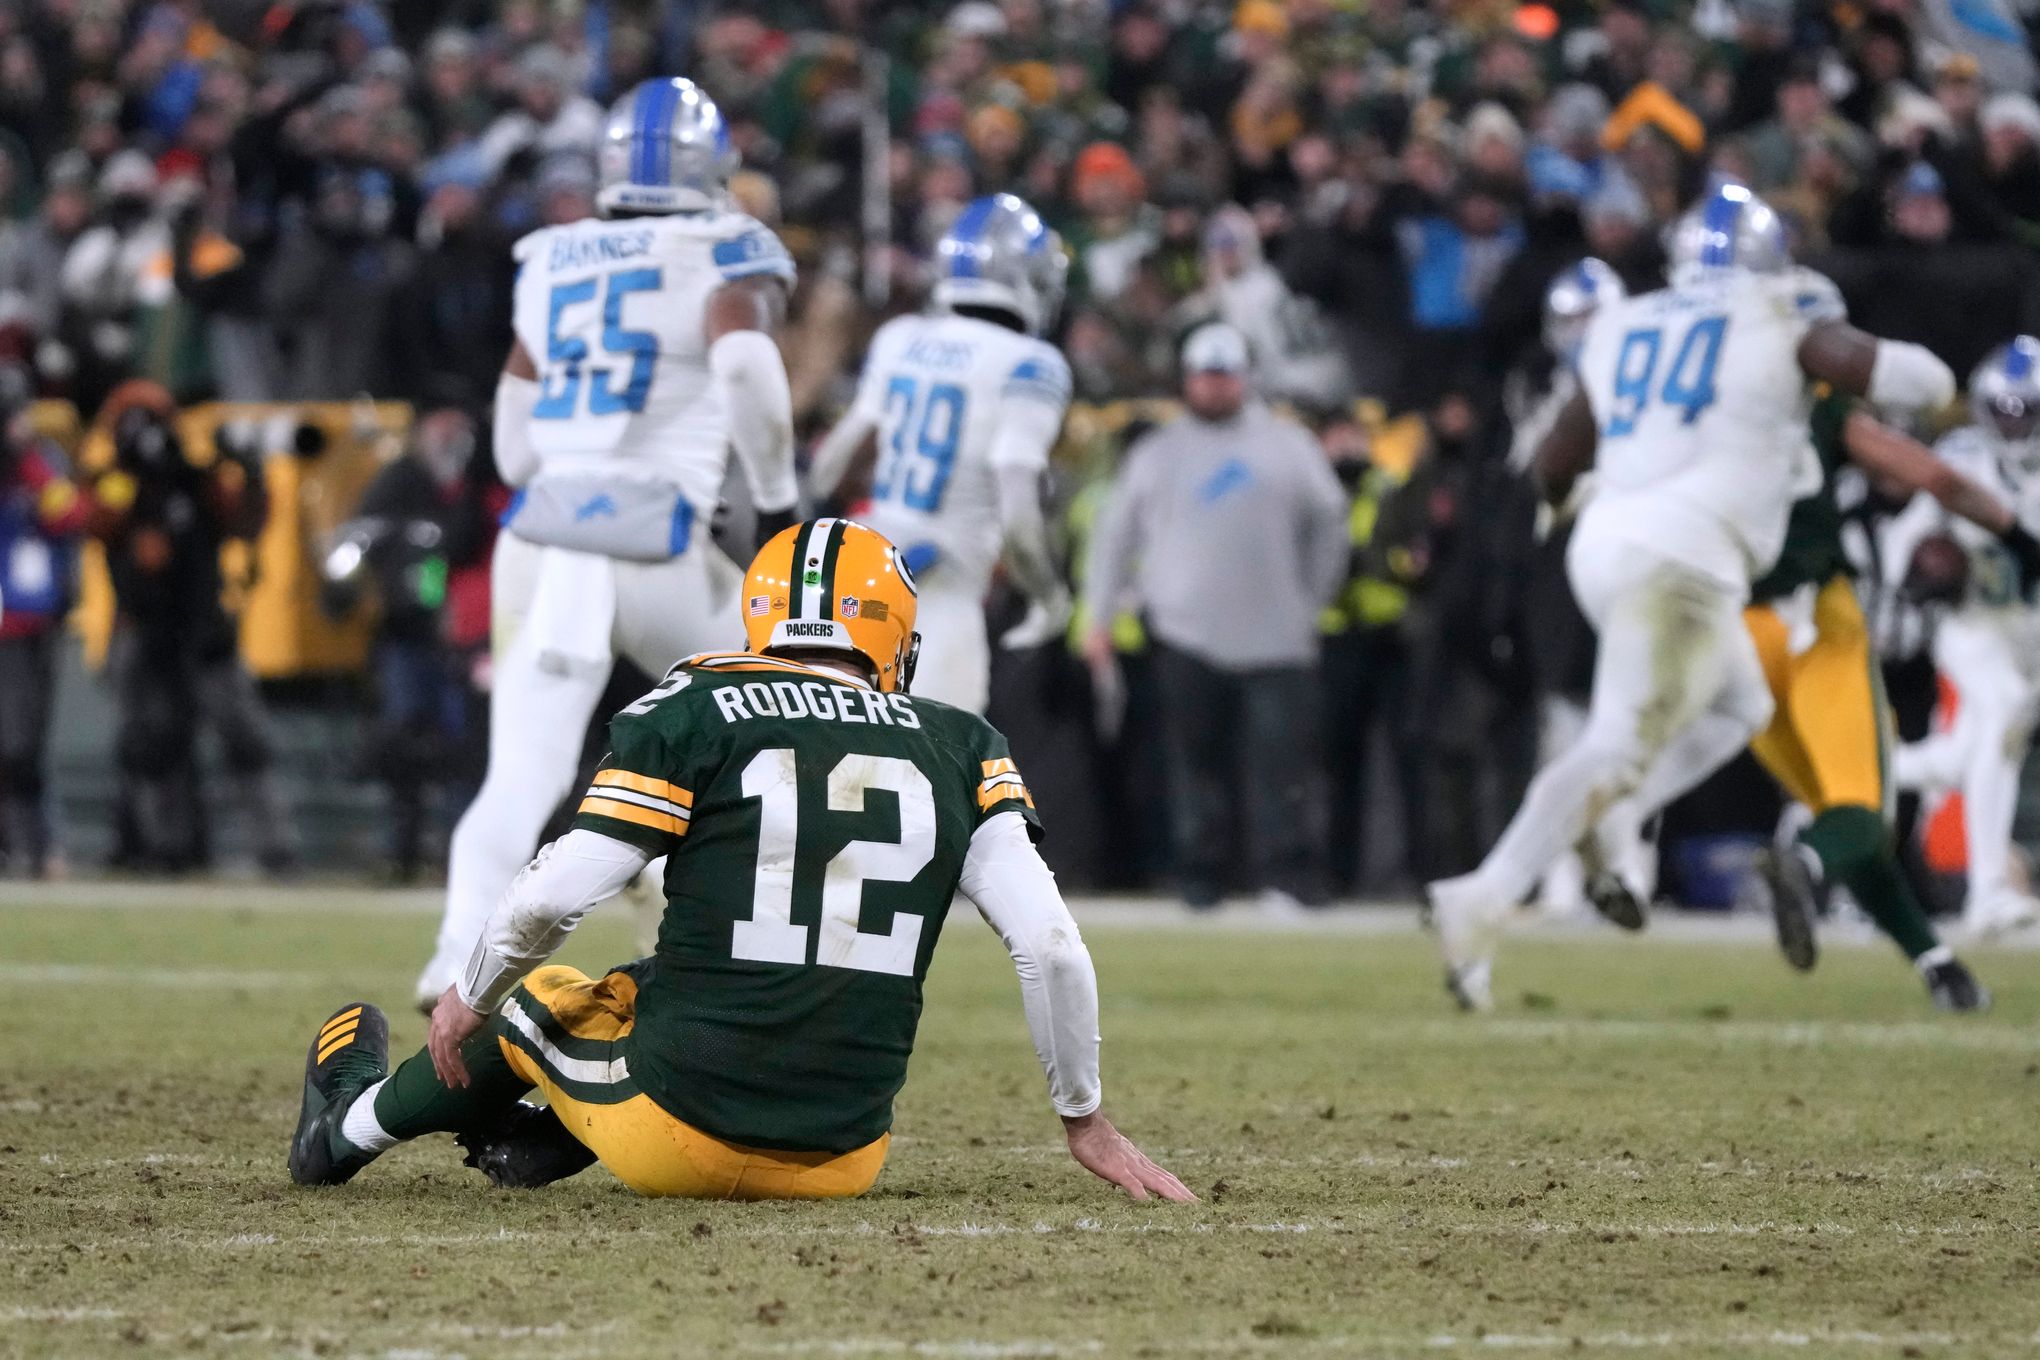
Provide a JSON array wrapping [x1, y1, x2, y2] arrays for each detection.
[[742, 519, 921, 692]]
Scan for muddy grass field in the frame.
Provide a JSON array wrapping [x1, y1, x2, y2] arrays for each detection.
[[4, 888, 2038, 1358]]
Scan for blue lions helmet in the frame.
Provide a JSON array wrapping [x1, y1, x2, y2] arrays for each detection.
[[596, 78, 738, 216], [1972, 336, 2040, 473], [1667, 179, 1791, 282], [1543, 257, 1626, 363], [932, 194, 1069, 337]]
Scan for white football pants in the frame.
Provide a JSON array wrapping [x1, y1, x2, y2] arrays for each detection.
[[906, 587, 991, 714], [1440, 519, 1773, 918], [417, 531, 741, 1000], [1891, 611, 2040, 924]]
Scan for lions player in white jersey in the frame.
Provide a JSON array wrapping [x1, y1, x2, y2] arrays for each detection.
[[1430, 182, 1956, 1010], [1888, 337, 2040, 935], [416, 78, 801, 1006], [1507, 260, 1657, 919], [806, 194, 1073, 713]]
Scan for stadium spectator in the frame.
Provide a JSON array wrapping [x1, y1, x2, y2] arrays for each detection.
[[0, 152, 93, 346], [264, 164, 416, 399], [1370, 388, 1538, 884], [1316, 415, 1422, 897], [87, 383, 293, 874], [323, 407, 481, 882], [56, 152, 167, 412], [0, 364, 83, 878], [389, 159, 515, 412], [1082, 324, 1346, 911], [1817, 160, 2040, 378]]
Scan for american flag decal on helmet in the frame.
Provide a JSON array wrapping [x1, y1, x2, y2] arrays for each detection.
[[748, 595, 771, 616]]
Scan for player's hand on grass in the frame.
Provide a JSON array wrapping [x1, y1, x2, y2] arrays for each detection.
[[1062, 1111, 1196, 1202], [427, 987, 489, 1089]]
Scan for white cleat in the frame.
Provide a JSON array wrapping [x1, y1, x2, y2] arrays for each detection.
[[1429, 875, 1504, 1012], [413, 963, 454, 1016], [1445, 958, 1494, 1012], [1256, 888, 1313, 922]]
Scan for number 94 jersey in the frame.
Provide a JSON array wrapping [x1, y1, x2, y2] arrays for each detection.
[[567, 651, 1041, 1154], [849, 313, 1072, 596], [511, 211, 795, 514], [1578, 267, 1843, 586]]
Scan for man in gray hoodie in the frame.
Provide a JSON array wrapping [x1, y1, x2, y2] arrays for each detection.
[[1083, 323, 1349, 910]]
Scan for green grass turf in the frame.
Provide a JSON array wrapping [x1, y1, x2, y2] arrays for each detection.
[[3, 896, 2040, 1358]]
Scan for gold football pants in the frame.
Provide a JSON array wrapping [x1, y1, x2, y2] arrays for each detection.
[[499, 965, 888, 1200], [1742, 575, 1889, 815]]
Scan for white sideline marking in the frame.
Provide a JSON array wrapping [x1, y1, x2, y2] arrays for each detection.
[[0, 1216, 2020, 1257], [751, 1345, 1096, 1358], [12, 879, 2040, 953], [746, 1332, 2027, 1356], [1327, 1016, 2040, 1054], [8, 954, 2038, 1052], [0, 963, 318, 989], [0, 1307, 124, 1323]]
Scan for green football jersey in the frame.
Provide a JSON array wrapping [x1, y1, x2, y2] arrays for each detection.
[[1751, 390, 1854, 604], [570, 651, 1042, 1154]]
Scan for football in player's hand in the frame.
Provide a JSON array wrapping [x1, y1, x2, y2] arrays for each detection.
[[1904, 533, 1970, 604]]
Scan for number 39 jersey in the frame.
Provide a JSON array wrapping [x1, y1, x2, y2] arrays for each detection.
[[847, 313, 1072, 597], [510, 210, 795, 514], [1577, 267, 1844, 587], [568, 651, 1041, 1153]]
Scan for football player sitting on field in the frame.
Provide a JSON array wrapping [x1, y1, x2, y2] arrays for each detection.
[[288, 519, 1193, 1204]]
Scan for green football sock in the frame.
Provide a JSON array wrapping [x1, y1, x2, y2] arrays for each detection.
[[1801, 805, 1940, 962], [369, 1019, 530, 1142]]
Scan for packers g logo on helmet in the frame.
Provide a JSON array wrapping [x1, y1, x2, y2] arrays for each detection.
[[743, 519, 922, 693]]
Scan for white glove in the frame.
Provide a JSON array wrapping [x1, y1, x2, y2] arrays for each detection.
[[999, 589, 1073, 651]]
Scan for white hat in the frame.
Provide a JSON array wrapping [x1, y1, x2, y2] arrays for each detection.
[[1182, 322, 1250, 376], [1982, 93, 2040, 143], [946, 1, 1007, 38]]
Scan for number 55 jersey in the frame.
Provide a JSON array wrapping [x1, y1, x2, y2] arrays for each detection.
[[568, 651, 1042, 1154], [510, 210, 795, 518], [1576, 267, 1846, 589]]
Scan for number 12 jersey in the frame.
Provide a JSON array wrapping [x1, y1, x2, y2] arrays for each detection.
[[569, 651, 1041, 1154]]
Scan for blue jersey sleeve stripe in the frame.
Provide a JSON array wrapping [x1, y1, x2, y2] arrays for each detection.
[[716, 258, 796, 283]]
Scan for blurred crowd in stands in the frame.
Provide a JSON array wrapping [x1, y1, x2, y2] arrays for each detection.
[[2, 0, 2039, 897]]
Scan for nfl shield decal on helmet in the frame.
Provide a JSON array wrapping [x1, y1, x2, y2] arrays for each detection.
[[841, 596, 860, 619]]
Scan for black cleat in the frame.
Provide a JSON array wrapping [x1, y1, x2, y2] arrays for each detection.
[[1755, 847, 1821, 972], [455, 1102, 598, 1189], [1585, 871, 1648, 932], [1924, 958, 1991, 1013], [287, 1002, 390, 1186]]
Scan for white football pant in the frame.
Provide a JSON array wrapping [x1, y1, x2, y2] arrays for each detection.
[[906, 587, 991, 714], [417, 531, 741, 1001], [1891, 612, 2040, 928], [1434, 517, 1773, 953]]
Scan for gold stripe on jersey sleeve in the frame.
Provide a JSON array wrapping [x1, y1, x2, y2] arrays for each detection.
[[578, 795, 689, 838], [981, 757, 1018, 778], [592, 769, 694, 807], [977, 780, 1036, 812]]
